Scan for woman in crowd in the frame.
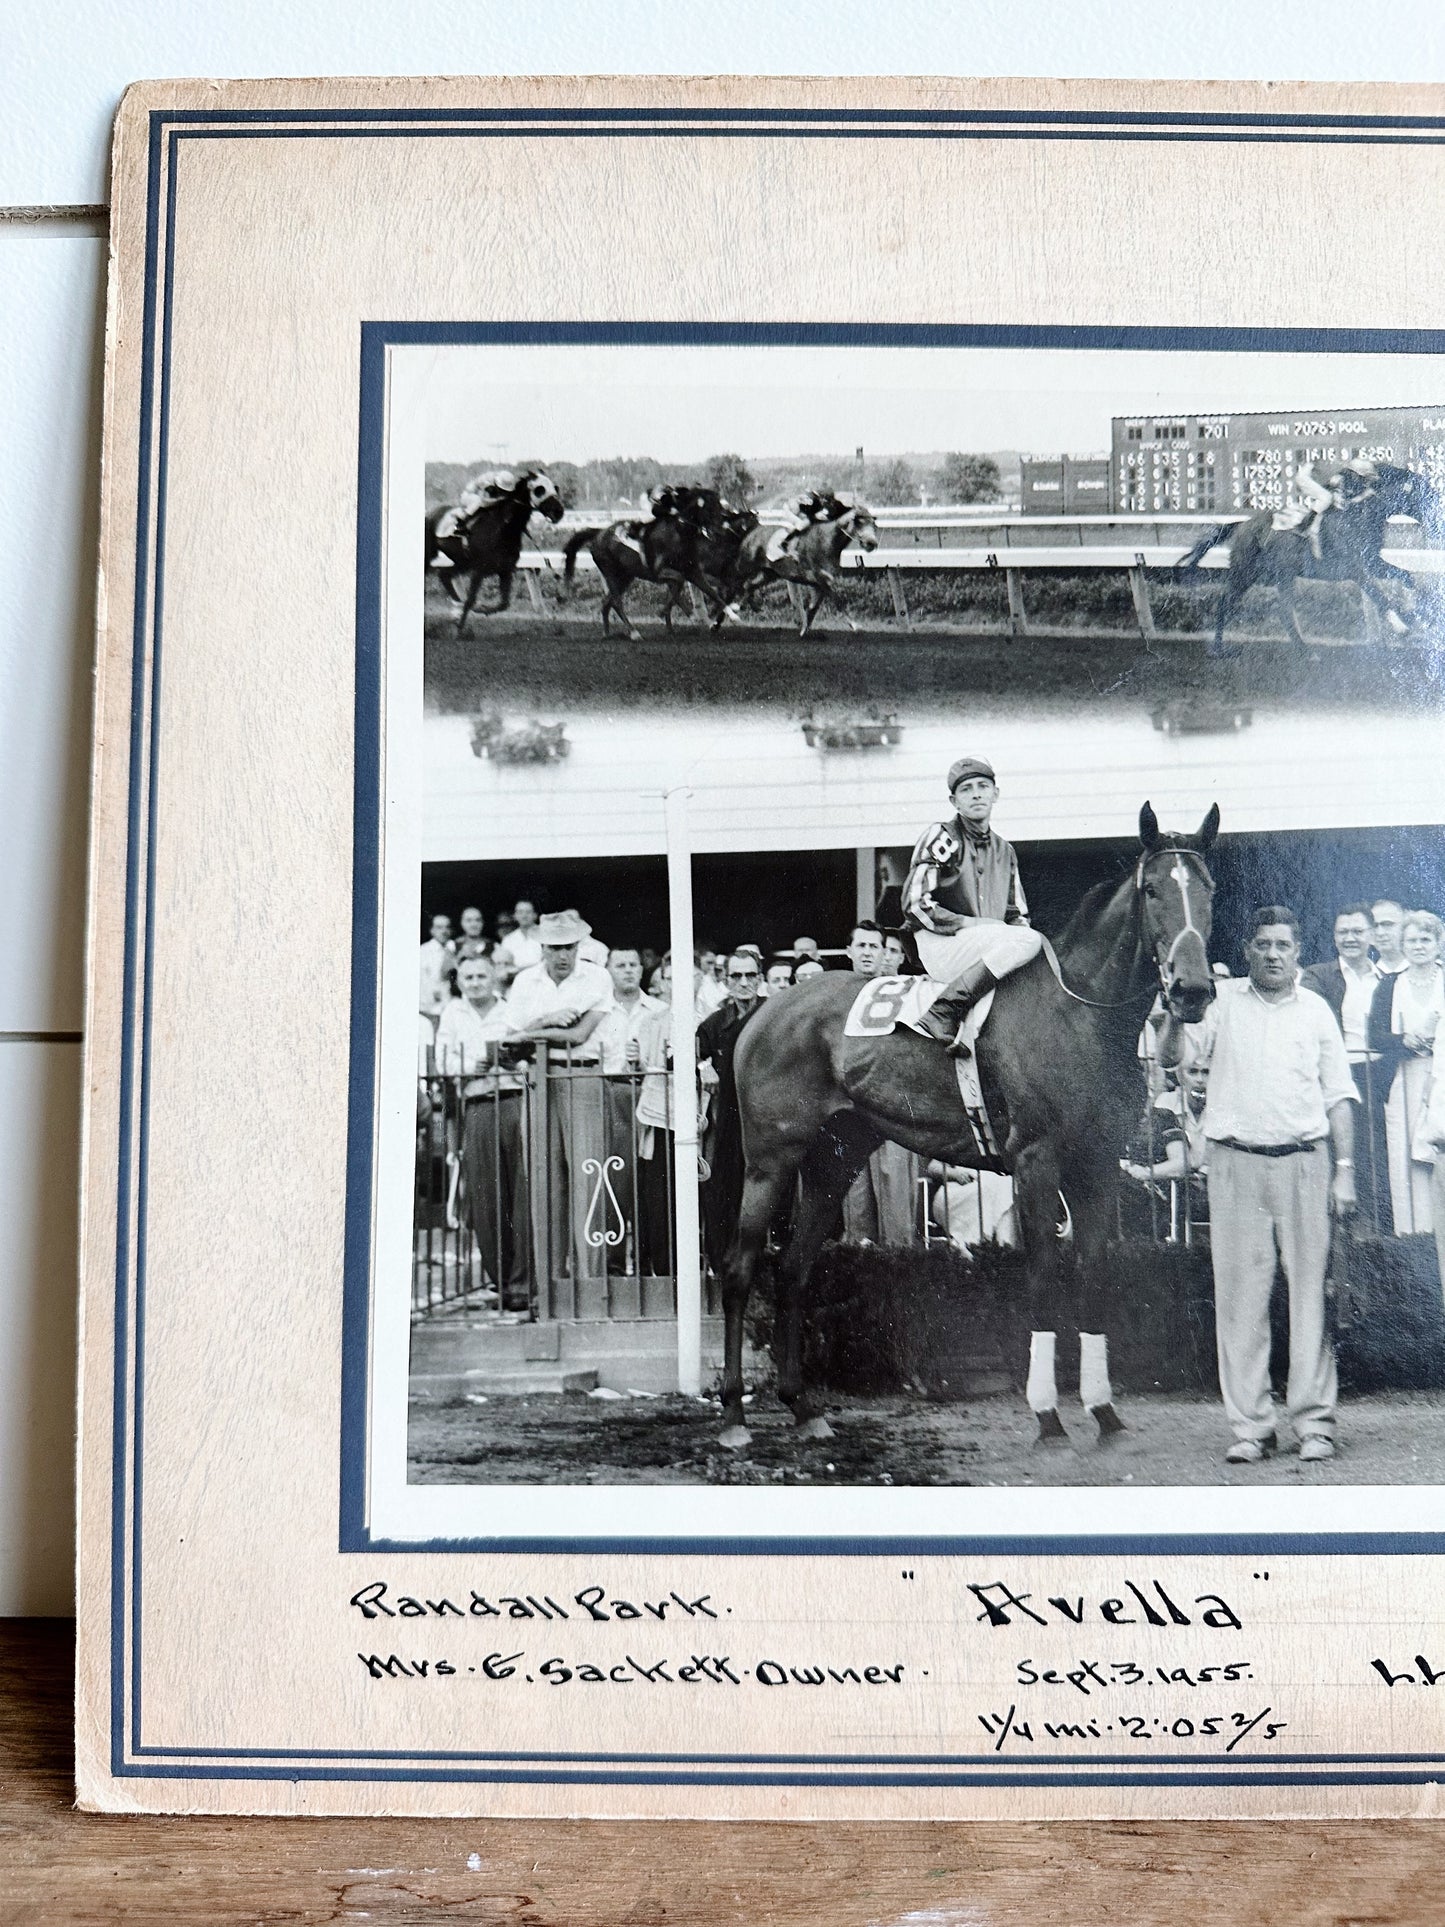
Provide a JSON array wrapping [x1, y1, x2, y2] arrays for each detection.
[[1369, 909, 1445, 1233]]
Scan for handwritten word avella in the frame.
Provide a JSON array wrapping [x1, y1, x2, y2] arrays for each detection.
[[967, 1577, 1242, 1631]]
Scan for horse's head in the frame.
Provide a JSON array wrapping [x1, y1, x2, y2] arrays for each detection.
[[1396, 465, 1445, 540], [1135, 801, 1219, 1023], [524, 470, 566, 523], [839, 502, 880, 552]]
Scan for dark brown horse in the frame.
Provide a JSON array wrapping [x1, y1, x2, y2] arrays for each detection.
[[562, 487, 731, 639], [1176, 463, 1442, 659], [732, 501, 880, 635], [425, 469, 566, 637], [719, 804, 1220, 1452]]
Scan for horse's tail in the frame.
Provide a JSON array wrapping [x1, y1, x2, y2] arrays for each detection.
[[562, 526, 599, 592], [1173, 523, 1231, 578]]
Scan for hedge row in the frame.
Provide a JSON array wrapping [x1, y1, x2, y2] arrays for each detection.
[[745, 1233, 1445, 1400]]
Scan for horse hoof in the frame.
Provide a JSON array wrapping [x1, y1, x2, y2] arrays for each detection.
[[1034, 1409, 1070, 1447], [717, 1425, 752, 1453], [1090, 1403, 1128, 1441], [795, 1416, 835, 1443]]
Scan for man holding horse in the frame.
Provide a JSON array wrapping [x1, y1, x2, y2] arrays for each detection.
[[903, 757, 1044, 1057], [1204, 906, 1357, 1465]]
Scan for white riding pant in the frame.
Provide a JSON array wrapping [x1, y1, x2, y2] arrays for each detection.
[[916, 921, 1043, 985]]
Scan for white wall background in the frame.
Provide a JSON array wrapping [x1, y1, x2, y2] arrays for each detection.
[[5, 2, 1445, 1614]]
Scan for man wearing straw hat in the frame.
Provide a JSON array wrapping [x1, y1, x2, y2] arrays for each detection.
[[506, 910, 615, 1289]]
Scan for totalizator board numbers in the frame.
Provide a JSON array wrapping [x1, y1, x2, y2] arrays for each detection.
[[1112, 406, 1445, 514]]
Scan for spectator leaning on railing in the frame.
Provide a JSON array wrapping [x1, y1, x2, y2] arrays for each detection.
[[505, 910, 615, 1281], [434, 954, 529, 1308]]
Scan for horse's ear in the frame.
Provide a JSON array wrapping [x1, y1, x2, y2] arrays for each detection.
[[1139, 801, 1161, 851], [1195, 802, 1221, 850]]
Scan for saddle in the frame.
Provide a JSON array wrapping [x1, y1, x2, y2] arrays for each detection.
[[843, 976, 1002, 1160], [763, 524, 798, 564]]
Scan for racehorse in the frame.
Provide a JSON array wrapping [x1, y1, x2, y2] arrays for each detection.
[[425, 469, 566, 637], [562, 486, 731, 640], [1175, 463, 1442, 659], [684, 503, 759, 629], [732, 500, 880, 636], [718, 803, 1219, 1453]]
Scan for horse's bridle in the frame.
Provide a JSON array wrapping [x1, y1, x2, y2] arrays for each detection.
[[1048, 844, 1214, 1012]]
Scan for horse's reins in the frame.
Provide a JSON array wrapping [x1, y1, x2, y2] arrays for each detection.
[[1041, 845, 1214, 1011]]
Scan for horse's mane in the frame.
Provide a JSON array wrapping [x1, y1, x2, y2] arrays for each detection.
[[1051, 869, 1131, 953]]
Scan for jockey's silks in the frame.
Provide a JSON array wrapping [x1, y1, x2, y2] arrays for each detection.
[[901, 817, 1029, 934]]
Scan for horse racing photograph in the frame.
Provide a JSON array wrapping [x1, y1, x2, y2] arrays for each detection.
[[365, 332, 1445, 1536]]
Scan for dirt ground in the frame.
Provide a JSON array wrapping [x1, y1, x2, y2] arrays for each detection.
[[407, 1386, 1445, 1488], [424, 594, 1444, 722]]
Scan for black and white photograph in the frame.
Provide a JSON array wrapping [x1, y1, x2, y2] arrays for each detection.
[[379, 338, 1445, 1511]]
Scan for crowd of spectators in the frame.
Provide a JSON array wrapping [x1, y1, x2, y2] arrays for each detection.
[[1126, 894, 1445, 1249], [416, 890, 1445, 1328]]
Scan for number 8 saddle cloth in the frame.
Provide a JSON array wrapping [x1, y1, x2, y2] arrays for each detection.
[[843, 975, 1001, 1160]]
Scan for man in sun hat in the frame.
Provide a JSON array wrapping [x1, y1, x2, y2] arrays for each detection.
[[505, 909, 615, 1284], [901, 755, 1043, 1056]]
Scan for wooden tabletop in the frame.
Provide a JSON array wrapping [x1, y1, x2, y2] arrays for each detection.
[[4, 1618, 1444, 1924]]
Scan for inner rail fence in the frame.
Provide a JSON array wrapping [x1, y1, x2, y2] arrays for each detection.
[[411, 1054, 1289, 1327], [498, 511, 1445, 640]]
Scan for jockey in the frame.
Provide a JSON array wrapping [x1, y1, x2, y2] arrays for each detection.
[[793, 488, 842, 526], [434, 469, 517, 546], [903, 756, 1044, 1057], [1294, 455, 1377, 561]]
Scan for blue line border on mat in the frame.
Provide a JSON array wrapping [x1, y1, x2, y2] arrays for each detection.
[[109, 98, 1445, 1785]]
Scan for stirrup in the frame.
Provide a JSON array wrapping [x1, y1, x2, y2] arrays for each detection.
[[945, 1023, 974, 1060]]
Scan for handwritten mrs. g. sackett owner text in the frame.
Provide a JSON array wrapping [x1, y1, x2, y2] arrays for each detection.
[[348, 1578, 905, 1688]]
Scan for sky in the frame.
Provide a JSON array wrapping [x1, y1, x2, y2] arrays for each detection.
[[412, 342, 1445, 467]]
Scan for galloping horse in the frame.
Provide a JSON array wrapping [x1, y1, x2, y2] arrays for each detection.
[[562, 486, 730, 640], [732, 500, 881, 636], [1176, 463, 1442, 659], [425, 469, 566, 637], [719, 804, 1219, 1452]]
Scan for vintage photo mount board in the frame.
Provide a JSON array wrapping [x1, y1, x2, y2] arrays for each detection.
[[78, 75, 1445, 1818]]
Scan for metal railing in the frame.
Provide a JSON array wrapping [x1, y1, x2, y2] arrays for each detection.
[[414, 1049, 714, 1324]]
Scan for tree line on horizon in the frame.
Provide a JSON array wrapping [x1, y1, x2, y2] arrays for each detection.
[[426, 449, 1007, 512]]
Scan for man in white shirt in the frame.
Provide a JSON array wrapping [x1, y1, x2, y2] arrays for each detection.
[[418, 913, 455, 1022], [1303, 902, 1388, 1232], [1203, 906, 1357, 1466], [596, 946, 664, 1275], [435, 955, 529, 1306], [493, 899, 544, 980], [505, 910, 615, 1291]]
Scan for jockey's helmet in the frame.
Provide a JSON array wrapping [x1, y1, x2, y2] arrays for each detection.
[[947, 755, 996, 793]]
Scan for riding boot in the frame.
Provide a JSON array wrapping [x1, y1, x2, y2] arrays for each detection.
[[916, 961, 1000, 1058]]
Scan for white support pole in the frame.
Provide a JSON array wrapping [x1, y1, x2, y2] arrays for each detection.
[[665, 785, 703, 1397]]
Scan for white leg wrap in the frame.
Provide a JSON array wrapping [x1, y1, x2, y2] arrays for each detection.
[[1026, 1330, 1058, 1413], [1080, 1332, 1113, 1412]]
